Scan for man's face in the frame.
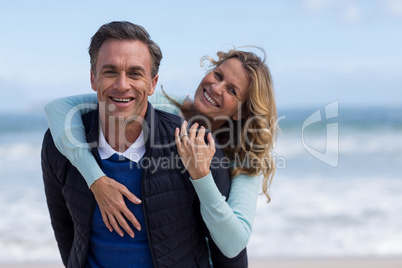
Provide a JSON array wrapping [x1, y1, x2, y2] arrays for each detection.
[[91, 39, 158, 125]]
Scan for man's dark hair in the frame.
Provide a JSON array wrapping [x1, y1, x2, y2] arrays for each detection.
[[89, 21, 162, 78]]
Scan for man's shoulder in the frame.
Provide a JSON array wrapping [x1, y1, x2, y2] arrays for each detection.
[[41, 129, 70, 180], [41, 129, 71, 166], [42, 129, 58, 155], [144, 108, 182, 147], [154, 108, 183, 128]]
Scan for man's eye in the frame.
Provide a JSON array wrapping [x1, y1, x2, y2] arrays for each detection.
[[128, 72, 140, 76], [104, 70, 117, 75]]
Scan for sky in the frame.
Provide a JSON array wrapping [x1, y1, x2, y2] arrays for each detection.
[[0, 0, 401, 113]]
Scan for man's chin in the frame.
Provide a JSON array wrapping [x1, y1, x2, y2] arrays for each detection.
[[108, 113, 146, 125]]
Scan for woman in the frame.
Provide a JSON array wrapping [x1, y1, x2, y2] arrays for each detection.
[[45, 48, 277, 258]]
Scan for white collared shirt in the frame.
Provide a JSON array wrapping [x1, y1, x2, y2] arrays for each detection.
[[97, 128, 145, 163]]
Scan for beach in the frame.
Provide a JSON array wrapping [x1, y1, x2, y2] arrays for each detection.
[[250, 257, 402, 268], [2, 257, 402, 268], [1, 108, 401, 266]]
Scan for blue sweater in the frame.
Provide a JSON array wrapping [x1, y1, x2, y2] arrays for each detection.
[[86, 154, 153, 267]]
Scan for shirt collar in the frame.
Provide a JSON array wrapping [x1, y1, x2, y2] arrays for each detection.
[[97, 127, 145, 163]]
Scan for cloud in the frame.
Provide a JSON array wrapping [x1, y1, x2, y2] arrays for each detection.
[[302, 0, 364, 24], [385, 0, 402, 16], [302, 0, 336, 13], [341, 2, 364, 23], [303, 0, 402, 20]]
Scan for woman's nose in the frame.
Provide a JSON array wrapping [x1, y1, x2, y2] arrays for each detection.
[[211, 82, 224, 95]]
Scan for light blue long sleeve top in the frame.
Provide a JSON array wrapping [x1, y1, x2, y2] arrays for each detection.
[[44, 90, 260, 258]]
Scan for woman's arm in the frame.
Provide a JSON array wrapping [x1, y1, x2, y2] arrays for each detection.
[[175, 122, 259, 257], [191, 173, 259, 258], [44, 93, 103, 185]]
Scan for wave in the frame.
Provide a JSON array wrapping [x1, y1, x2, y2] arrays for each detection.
[[248, 175, 402, 258], [274, 128, 402, 160]]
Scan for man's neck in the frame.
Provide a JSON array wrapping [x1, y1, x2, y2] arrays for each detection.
[[101, 118, 143, 153]]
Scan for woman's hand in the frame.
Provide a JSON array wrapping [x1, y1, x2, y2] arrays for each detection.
[[90, 176, 142, 238], [175, 121, 216, 180]]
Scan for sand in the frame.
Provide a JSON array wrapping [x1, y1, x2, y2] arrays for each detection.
[[2, 257, 402, 268], [249, 257, 402, 268]]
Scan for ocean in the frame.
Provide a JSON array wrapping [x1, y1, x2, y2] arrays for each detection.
[[0, 105, 401, 263]]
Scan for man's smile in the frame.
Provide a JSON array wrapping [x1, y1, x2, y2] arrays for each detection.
[[110, 97, 134, 103]]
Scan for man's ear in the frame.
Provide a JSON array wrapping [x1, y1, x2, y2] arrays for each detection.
[[90, 70, 97, 92], [148, 74, 159, 96]]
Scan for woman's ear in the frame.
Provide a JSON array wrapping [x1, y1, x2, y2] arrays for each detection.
[[231, 104, 246, 121], [231, 109, 244, 121]]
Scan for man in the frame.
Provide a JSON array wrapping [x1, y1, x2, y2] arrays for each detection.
[[41, 21, 247, 267]]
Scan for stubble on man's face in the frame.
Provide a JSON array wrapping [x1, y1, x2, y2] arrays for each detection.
[[90, 39, 158, 129]]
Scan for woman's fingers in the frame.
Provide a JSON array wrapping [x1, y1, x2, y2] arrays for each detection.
[[113, 207, 135, 238], [117, 191, 142, 232], [207, 132, 215, 149], [100, 210, 113, 232], [175, 127, 182, 151], [90, 176, 142, 238], [104, 202, 135, 238], [195, 126, 206, 144], [122, 208, 141, 232], [178, 121, 210, 146], [121, 187, 142, 205], [180, 121, 188, 143], [188, 122, 199, 140], [102, 205, 140, 238], [174, 123, 216, 180], [107, 213, 125, 237]]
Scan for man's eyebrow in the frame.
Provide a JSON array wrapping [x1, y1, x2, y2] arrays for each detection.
[[100, 64, 146, 73], [100, 64, 117, 70], [128, 66, 146, 73]]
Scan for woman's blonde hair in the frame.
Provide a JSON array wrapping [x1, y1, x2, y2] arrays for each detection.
[[164, 47, 277, 202], [204, 48, 277, 202]]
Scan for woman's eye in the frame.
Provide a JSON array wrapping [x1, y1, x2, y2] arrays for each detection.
[[229, 88, 237, 96], [214, 72, 223, 80]]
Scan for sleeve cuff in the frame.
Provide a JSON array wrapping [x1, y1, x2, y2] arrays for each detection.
[[72, 153, 105, 187], [190, 172, 226, 207]]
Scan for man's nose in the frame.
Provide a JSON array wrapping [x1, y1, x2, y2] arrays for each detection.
[[115, 74, 130, 92]]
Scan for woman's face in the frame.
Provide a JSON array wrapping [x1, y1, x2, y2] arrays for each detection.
[[193, 58, 250, 129]]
